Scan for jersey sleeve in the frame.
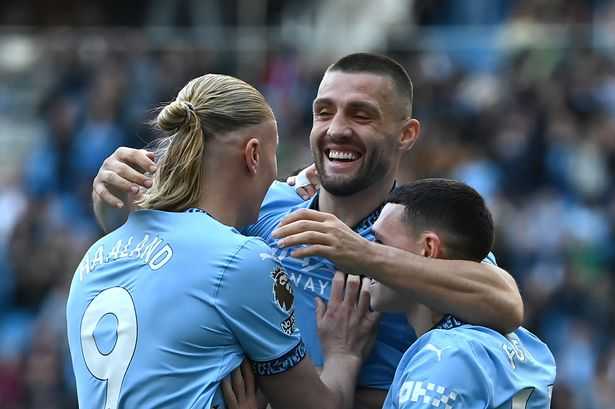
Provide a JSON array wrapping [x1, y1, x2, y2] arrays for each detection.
[[481, 251, 497, 266], [214, 237, 305, 376], [240, 181, 304, 239], [394, 338, 491, 409]]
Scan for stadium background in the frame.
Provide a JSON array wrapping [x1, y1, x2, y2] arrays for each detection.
[[0, 0, 613, 407]]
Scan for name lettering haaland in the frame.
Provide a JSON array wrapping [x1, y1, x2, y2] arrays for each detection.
[[77, 234, 174, 280]]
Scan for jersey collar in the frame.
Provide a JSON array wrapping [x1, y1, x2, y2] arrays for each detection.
[[432, 314, 467, 331], [308, 181, 396, 233]]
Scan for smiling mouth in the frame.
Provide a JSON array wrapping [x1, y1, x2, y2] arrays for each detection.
[[325, 149, 362, 162]]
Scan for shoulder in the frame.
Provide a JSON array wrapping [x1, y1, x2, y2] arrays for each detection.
[[393, 331, 491, 409], [219, 237, 286, 287], [261, 181, 306, 213], [408, 329, 486, 373], [230, 237, 277, 267]]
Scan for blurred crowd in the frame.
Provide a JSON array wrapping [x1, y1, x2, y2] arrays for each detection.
[[0, 0, 614, 408]]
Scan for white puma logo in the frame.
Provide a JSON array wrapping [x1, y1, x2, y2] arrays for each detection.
[[424, 343, 451, 361]]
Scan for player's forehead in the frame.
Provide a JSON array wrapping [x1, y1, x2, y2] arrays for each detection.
[[314, 71, 396, 109], [373, 203, 406, 240]]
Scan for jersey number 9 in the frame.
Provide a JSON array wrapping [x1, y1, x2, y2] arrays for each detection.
[[81, 287, 138, 409]]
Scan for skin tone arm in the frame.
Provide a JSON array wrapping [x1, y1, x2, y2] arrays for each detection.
[[272, 209, 524, 333]]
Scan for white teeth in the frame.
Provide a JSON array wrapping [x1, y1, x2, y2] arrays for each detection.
[[328, 150, 357, 160]]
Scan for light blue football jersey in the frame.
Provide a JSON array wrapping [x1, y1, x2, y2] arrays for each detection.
[[383, 316, 556, 409], [66, 209, 304, 409], [243, 182, 500, 389]]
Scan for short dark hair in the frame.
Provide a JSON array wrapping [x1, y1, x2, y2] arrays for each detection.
[[328, 53, 413, 115], [387, 179, 494, 262]]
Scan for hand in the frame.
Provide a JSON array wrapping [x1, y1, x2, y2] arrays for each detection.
[[287, 164, 319, 200], [222, 360, 260, 409], [92, 147, 157, 208], [272, 209, 372, 275], [317, 273, 380, 361]]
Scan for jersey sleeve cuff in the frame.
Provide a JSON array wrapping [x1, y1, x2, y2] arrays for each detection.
[[251, 340, 307, 376]]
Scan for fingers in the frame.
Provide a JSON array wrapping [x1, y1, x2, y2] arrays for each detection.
[[275, 209, 331, 229], [277, 231, 332, 249], [93, 182, 125, 209], [222, 376, 239, 409], [296, 186, 316, 200], [103, 160, 153, 191], [240, 360, 255, 396], [315, 297, 326, 322], [357, 277, 372, 316], [93, 148, 156, 208], [273, 219, 330, 241], [115, 147, 157, 173], [343, 274, 361, 306], [231, 364, 245, 399], [304, 185, 317, 197], [97, 168, 138, 195], [306, 164, 318, 180], [330, 272, 346, 304], [294, 168, 312, 188], [290, 244, 333, 259], [292, 166, 318, 200]]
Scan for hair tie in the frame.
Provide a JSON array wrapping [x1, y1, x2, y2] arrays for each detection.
[[184, 101, 196, 114], [179, 101, 196, 128]]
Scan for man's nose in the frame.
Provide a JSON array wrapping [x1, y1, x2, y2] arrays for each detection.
[[326, 112, 353, 139]]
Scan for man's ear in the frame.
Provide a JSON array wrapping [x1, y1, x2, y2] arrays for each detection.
[[399, 118, 421, 152], [418, 231, 442, 258], [243, 138, 260, 175]]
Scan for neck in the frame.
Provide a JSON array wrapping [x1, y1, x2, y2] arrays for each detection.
[[317, 175, 396, 227], [406, 304, 443, 338], [196, 167, 246, 227]]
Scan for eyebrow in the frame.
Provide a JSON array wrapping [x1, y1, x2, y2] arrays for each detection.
[[313, 98, 333, 110], [313, 98, 381, 116]]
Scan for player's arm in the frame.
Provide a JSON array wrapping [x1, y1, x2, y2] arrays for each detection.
[[91, 147, 306, 235], [218, 242, 378, 409], [272, 209, 523, 333], [258, 274, 377, 409], [223, 274, 378, 409], [91, 147, 157, 232]]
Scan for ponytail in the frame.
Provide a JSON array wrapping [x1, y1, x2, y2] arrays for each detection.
[[139, 100, 205, 211], [137, 74, 273, 212]]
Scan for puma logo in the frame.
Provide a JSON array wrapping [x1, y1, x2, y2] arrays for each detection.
[[424, 343, 451, 361]]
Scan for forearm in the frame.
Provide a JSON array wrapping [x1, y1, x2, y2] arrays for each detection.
[[92, 190, 130, 233], [320, 355, 362, 409], [362, 242, 524, 332]]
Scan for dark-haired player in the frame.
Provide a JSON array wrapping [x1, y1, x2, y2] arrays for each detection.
[[369, 179, 555, 409], [91, 53, 524, 408]]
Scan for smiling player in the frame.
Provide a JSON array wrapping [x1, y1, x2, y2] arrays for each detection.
[[91, 53, 523, 409], [67, 74, 378, 409]]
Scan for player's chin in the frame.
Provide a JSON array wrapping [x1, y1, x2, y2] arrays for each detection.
[[319, 174, 365, 197]]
